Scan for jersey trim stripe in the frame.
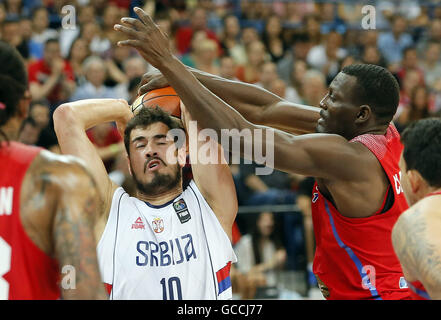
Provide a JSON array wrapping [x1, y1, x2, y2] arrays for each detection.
[[324, 200, 382, 300], [189, 185, 218, 299], [110, 191, 125, 300], [408, 282, 431, 300], [216, 262, 232, 294]]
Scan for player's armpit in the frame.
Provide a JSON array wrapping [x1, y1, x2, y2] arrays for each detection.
[[51, 160, 108, 300]]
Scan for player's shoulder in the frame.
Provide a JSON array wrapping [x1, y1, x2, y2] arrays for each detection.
[[28, 149, 97, 190]]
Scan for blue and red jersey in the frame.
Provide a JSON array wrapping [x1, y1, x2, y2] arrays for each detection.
[[311, 124, 411, 300]]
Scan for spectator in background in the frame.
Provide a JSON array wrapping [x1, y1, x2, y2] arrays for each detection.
[[361, 45, 387, 68], [262, 15, 286, 63], [28, 6, 58, 60], [18, 117, 40, 146], [175, 7, 219, 55], [417, 18, 441, 55], [102, 4, 122, 44], [236, 40, 267, 84], [67, 37, 91, 87], [220, 14, 247, 65], [29, 101, 59, 153], [191, 38, 220, 75], [257, 61, 301, 103], [234, 212, 287, 299], [70, 56, 126, 101], [300, 69, 327, 107], [59, 4, 96, 58], [219, 55, 237, 80], [289, 59, 308, 96], [303, 13, 322, 46], [377, 14, 413, 69], [396, 46, 425, 85], [307, 31, 347, 84], [80, 21, 111, 56], [123, 56, 149, 82], [86, 122, 124, 173], [396, 68, 424, 118], [180, 30, 208, 68], [421, 41, 441, 88], [277, 32, 312, 85], [28, 38, 75, 108], [241, 26, 261, 48], [396, 85, 434, 133], [1, 16, 29, 59]]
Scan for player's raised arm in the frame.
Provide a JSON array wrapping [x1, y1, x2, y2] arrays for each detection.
[[53, 99, 133, 221], [180, 102, 237, 240], [114, 8, 369, 181], [139, 66, 320, 135]]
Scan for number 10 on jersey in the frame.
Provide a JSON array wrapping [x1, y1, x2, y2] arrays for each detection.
[[160, 277, 182, 300]]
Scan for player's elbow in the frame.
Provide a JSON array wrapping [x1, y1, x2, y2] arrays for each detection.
[[53, 104, 78, 135]]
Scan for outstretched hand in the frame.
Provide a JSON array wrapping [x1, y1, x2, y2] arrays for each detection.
[[114, 7, 173, 69]]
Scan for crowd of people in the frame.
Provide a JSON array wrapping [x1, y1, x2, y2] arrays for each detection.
[[2, 0, 441, 299]]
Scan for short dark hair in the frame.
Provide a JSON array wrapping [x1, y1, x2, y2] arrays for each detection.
[[124, 106, 184, 155], [341, 64, 400, 124], [401, 118, 441, 188], [0, 41, 27, 129]]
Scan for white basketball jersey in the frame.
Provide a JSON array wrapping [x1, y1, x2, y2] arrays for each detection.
[[97, 180, 237, 300]]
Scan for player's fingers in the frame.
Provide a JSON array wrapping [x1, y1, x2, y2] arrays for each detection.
[[120, 17, 145, 31], [114, 24, 140, 38], [133, 7, 155, 28], [117, 39, 142, 48]]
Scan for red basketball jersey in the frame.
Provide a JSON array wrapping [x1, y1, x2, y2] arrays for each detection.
[[0, 141, 59, 300], [311, 124, 411, 300], [406, 191, 441, 300]]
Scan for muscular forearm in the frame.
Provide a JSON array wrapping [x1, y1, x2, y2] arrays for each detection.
[[159, 57, 249, 136], [187, 66, 320, 133]]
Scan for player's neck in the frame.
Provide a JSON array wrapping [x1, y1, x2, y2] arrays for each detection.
[[0, 118, 21, 142], [136, 184, 184, 206]]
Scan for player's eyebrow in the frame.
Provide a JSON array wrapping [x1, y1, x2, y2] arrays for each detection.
[[131, 136, 146, 143], [132, 134, 167, 143]]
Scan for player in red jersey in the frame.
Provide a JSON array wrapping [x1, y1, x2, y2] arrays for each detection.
[[115, 7, 411, 299], [0, 42, 107, 300], [392, 118, 441, 300]]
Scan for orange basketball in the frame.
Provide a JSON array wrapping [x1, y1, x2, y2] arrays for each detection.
[[131, 86, 181, 117]]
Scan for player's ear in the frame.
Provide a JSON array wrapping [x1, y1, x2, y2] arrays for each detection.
[[407, 169, 423, 195], [354, 105, 371, 124]]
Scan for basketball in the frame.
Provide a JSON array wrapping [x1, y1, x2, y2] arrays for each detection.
[[131, 86, 181, 117]]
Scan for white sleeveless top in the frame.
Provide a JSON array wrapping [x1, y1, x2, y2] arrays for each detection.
[[97, 180, 237, 300]]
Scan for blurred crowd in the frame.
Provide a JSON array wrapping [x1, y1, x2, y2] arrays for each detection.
[[3, 0, 441, 299]]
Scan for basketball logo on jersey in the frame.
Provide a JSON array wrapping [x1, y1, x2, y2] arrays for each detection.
[[132, 217, 145, 229], [152, 218, 164, 233], [173, 198, 191, 224]]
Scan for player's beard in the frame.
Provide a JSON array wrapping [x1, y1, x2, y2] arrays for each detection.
[[131, 161, 182, 196]]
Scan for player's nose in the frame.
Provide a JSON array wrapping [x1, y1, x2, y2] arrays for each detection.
[[319, 95, 328, 110]]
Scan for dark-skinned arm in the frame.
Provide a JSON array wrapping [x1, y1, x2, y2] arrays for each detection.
[[139, 62, 320, 135], [114, 8, 370, 182]]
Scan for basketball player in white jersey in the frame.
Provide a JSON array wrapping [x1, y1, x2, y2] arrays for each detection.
[[53, 98, 238, 300]]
